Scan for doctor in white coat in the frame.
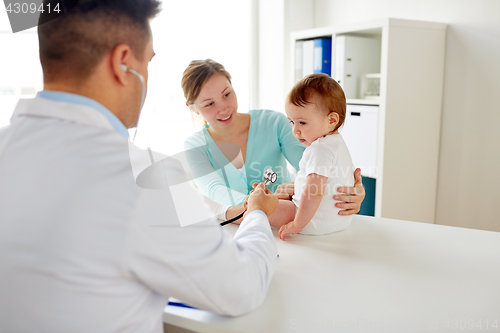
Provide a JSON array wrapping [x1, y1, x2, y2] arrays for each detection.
[[0, 1, 279, 332]]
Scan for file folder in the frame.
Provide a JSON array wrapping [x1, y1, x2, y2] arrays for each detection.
[[294, 40, 303, 82], [302, 40, 315, 78], [313, 38, 332, 76]]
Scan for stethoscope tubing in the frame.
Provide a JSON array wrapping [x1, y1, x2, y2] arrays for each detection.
[[220, 211, 246, 226]]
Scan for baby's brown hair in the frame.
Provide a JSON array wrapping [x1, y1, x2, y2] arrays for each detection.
[[287, 73, 347, 132]]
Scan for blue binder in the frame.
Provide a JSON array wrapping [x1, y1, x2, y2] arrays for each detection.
[[313, 38, 332, 76]]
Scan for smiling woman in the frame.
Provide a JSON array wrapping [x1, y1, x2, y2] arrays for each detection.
[[181, 59, 366, 229], [183, 59, 305, 208]]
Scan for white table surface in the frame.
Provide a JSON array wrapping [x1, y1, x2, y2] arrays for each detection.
[[163, 215, 500, 333]]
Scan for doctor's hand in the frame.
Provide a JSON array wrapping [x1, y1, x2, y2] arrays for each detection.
[[246, 183, 279, 217], [335, 168, 365, 215], [274, 181, 295, 200]]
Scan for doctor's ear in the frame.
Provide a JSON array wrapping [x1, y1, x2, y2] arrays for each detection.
[[111, 44, 133, 85]]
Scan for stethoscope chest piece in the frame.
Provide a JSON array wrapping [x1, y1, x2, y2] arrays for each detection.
[[263, 167, 277, 186], [220, 167, 277, 227]]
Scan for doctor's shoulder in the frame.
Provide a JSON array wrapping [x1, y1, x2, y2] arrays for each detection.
[[0, 123, 12, 137]]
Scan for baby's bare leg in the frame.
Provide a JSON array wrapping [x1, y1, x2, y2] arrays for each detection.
[[268, 200, 296, 229]]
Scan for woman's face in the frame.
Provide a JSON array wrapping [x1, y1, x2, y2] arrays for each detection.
[[191, 74, 238, 129]]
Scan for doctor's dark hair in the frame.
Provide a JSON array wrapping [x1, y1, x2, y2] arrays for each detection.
[[38, 0, 161, 83], [182, 59, 232, 104], [287, 73, 347, 132]]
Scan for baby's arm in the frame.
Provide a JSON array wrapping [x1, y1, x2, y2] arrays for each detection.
[[279, 173, 328, 240]]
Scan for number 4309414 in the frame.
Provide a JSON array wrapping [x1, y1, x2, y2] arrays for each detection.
[[443, 319, 498, 330], [6, 3, 61, 14]]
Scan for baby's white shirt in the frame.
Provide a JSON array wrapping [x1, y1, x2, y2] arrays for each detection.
[[292, 133, 355, 235]]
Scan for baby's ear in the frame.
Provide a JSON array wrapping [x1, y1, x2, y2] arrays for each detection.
[[329, 112, 340, 125]]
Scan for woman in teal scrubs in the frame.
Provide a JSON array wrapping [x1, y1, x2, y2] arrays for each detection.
[[182, 59, 365, 227]]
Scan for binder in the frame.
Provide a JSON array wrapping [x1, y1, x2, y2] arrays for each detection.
[[313, 38, 332, 76], [302, 40, 315, 78], [294, 40, 303, 82]]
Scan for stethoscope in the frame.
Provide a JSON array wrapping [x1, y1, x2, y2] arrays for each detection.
[[220, 167, 277, 226], [120, 63, 145, 142]]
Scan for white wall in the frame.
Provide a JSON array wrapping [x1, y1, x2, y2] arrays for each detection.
[[255, 0, 314, 112], [256, 0, 285, 111], [258, 0, 500, 231]]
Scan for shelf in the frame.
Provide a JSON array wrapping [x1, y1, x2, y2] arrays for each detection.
[[346, 98, 380, 106], [290, 18, 447, 224]]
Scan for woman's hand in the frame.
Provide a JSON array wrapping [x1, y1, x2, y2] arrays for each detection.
[[274, 181, 295, 200], [278, 221, 303, 240], [334, 168, 365, 215]]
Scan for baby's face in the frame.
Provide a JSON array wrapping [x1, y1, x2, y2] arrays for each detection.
[[285, 101, 337, 146]]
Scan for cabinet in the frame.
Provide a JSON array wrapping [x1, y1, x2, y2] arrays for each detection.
[[290, 18, 447, 223], [334, 35, 380, 99]]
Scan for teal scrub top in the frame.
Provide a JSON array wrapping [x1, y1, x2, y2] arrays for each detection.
[[184, 109, 305, 206]]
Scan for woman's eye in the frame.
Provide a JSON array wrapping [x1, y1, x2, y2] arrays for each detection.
[[289, 120, 294, 124], [204, 102, 213, 108], [299, 122, 306, 125], [224, 92, 231, 97]]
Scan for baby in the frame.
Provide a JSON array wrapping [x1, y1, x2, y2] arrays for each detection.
[[278, 73, 355, 240]]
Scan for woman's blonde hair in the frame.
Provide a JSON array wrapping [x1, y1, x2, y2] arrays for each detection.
[[181, 59, 232, 104]]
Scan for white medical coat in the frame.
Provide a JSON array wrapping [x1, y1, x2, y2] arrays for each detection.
[[0, 96, 277, 333]]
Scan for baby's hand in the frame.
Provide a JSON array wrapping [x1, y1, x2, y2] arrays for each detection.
[[279, 221, 303, 241], [274, 181, 294, 200]]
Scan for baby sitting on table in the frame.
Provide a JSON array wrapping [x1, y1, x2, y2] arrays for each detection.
[[277, 73, 355, 240]]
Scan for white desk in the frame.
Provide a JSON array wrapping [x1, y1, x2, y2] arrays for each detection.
[[164, 215, 500, 333]]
